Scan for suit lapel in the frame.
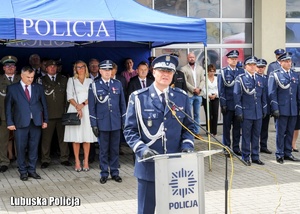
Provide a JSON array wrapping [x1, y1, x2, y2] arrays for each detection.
[[149, 85, 164, 112], [17, 83, 29, 102]]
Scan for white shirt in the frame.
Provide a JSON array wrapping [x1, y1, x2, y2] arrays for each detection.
[[5, 74, 14, 82], [202, 76, 218, 98], [139, 77, 147, 88], [48, 74, 57, 81]]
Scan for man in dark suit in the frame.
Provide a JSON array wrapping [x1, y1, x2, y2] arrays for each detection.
[[127, 61, 154, 101], [0, 55, 21, 172], [5, 66, 48, 181]]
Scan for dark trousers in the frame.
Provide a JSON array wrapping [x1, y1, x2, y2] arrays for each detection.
[[89, 143, 96, 161], [0, 120, 10, 166], [15, 121, 41, 174], [98, 130, 120, 177], [241, 118, 262, 161], [41, 119, 69, 163], [203, 98, 219, 135], [275, 116, 297, 158], [222, 110, 241, 152], [138, 179, 155, 214], [260, 114, 270, 149]]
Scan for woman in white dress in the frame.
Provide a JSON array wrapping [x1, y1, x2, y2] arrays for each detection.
[[64, 60, 97, 172]]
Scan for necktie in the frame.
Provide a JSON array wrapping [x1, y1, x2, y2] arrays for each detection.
[[161, 93, 166, 109], [25, 85, 30, 101], [8, 77, 12, 83], [252, 75, 255, 85], [106, 82, 109, 87], [51, 76, 55, 81], [141, 80, 146, 88]]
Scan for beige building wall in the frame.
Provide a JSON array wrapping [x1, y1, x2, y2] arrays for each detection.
[[254, 0, 286, 69]]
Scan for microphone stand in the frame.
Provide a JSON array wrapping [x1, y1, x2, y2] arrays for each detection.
[[166, 98, 247, 214]]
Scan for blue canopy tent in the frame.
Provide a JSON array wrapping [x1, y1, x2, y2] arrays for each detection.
[[0, 0, 207, 73]]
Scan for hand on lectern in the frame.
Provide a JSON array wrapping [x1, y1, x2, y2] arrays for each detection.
[[142, 149, 159, 159], [182, 148, 194, 153]]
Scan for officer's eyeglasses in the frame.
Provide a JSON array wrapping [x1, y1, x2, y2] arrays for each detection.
[[4, 64, 15, 68]]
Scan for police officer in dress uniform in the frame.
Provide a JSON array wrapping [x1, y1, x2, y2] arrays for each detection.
[[217, 50, 244, 155], [266, 48, 285, 76], [124, 55, 194, 214], [234, 56, 267, 166], [0, 56, 21, 172], [256, 59, 273, 154], [88, 60, 126, 184], [268, 52, 300, 164], [169, 53, 187, 92], [39, 60, 71, 168]]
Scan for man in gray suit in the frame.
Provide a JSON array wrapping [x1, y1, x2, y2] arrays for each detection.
[[181, 52, 205, 137]]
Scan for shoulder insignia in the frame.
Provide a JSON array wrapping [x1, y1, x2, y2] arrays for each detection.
[[172, 87, 187, 95], [133, 87, 149, 95]]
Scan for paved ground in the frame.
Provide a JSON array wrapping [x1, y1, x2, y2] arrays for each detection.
[[1, 120, 300, 214]]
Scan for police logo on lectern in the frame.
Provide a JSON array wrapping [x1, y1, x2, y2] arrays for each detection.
[[168, 168, 198, 210]]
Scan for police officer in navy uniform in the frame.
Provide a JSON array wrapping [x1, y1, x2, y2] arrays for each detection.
[[256, 59, 272, 154], [266, 48, 285, 76], [0, 56, 21, 172], [124, 54, 194, 214], [218, 50, 244, 155], [88, 60, 126, 184], [268, 52, 300, 164], [169, 53, 187, 92], [234, 56, 267, 166]]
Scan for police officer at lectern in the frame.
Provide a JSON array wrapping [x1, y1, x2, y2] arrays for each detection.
[[124, 54, 194, 214]]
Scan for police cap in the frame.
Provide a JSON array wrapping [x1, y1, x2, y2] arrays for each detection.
[[274, 48, 285, 55], [45, 60, 57, 67], [226, 50, 239, 58], [1, 55, 17, 65], [277, 52, 292, 61], [152, 54, 178, 72], [236, 61, 243, 68], [256, 59, 267, 67], [244, 56, 257, 65], [99, 60, 113, 70]]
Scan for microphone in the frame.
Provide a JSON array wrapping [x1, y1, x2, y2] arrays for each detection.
[[163, 88, 169, 103]]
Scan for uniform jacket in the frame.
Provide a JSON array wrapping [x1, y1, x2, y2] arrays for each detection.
[[170, 70, 187, 92], [267, 61, 281, 76], [40, 74, 67, 119], [88, 78, 126, 131], [234, 73, 267, 120], [124, 84, 194, 181], [268, 68, 300, 116], [5, 82, 48, 128], [0, 74, 21, 120], [181, 63, 205, 97], [257, 73, 271, 114], [218, 66, 245, 110]]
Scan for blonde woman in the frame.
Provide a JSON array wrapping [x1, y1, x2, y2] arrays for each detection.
[[64, 60, 97, 172]]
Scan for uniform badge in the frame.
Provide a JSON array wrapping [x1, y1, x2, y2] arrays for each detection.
[[292, 77, 295, 83], [147, 118, 152, 127]]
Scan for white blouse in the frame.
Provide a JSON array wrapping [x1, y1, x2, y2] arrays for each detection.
[[202, 76, 218, 98]]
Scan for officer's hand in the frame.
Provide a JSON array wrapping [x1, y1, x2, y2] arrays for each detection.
[[92, 126, 99, 137], [182, 148, 194, 153], [142, 149, 159, 159], [236, 115, 243, 122], [221, 106, 227, 114], [272, 110, 280, 119]]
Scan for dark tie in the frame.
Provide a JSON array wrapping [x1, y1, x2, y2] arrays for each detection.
[[252, 75, 255, 85], [141, 80, 146, 88], [161, 93, 166, 109], [8, 77, 12, 83], [25, 85, 30, 101], [106, 82, 109, 87], [51, 76, 55, 81]]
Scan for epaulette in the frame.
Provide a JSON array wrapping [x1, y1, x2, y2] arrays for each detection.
[[171, 87, 187, 95], [273, 69, 281, 73], [111, 78, 121, 84], [133, 87, 149, 95]]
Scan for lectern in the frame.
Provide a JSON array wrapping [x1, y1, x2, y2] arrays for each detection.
[[140, 150, 222, 214]]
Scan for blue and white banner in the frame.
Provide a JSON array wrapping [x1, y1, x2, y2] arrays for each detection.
[[15, 18, 115, 41]]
